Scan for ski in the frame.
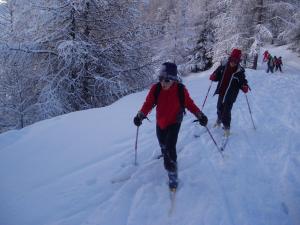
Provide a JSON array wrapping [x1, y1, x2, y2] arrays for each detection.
[[167, 171, 178, 216], [111, 155, 163, 184], [168, 187, 176, 216], [220, 136, 229, 151], [111, 175, 132, 184]]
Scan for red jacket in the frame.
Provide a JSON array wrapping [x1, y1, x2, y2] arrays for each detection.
[[140, 82, 201, 129], [263, 51, 269, 62]]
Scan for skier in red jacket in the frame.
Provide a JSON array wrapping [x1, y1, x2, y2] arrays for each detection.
[[133, 62, 208, 190], [263, 50, 270, 62]]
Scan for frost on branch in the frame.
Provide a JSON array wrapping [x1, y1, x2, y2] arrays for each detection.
[[255, 25, 273, 43]]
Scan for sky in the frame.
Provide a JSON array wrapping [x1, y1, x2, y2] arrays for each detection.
[[0, 45, 299, 225]]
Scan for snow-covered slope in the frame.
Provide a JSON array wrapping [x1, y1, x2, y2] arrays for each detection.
[[0, 45, 299, 225]]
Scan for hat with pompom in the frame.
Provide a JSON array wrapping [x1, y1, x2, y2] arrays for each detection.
[[159, 62, 179, 81]]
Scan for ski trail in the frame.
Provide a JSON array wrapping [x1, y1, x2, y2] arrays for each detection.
[[230, 57, 299, 224], [206, 159, 236, 225]]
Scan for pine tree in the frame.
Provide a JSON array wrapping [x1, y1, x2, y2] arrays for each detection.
[[187, 0, 214, 72]]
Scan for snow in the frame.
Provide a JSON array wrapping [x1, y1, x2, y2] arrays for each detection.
[[0, 45, 300, 225]]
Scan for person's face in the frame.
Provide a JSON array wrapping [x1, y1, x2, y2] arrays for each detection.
[[229, 60, 238, 68], [160, 78, 174, 89]]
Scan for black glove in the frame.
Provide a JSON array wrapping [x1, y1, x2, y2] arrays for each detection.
[[133, 112, 145, 127], [196, 112, 208, 127], [134, 116, 142, 126]]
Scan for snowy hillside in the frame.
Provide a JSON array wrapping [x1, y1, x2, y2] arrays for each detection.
[[0, 45, 300, 225]]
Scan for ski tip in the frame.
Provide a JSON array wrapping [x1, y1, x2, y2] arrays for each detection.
[[156, 154, 163, 159]]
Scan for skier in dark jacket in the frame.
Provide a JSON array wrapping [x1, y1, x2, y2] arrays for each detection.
[[275, 56, 283, 72], [133, 62, 208, 190], [209, 48, 249, 136]]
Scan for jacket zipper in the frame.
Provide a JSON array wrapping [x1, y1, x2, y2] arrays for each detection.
[[221, 68, 241, 104]]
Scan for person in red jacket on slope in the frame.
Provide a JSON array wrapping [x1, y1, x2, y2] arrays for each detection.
[[133, 62, 208, 190], [263, 50, 270, 62]]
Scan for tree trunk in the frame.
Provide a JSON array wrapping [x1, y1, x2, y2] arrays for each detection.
[[256, 0, 264, 25], [83, 1, 91, 107], [252, 53, 258, 70]]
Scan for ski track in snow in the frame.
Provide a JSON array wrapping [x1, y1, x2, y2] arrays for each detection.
[[0, 45, 299, 225]]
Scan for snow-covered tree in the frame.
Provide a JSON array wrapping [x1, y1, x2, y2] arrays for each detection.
[[28, 0, 154, 115], [0, 0, 156, 132], [0, 0, 13, 42], [271, 0, 300, 53], [286, 11, 300, 54], [211, 0, 299, 67], [1, 0, 299, 133], [0, 0, 43, 132], [0, 48, 41, 131], [35, 0, 155, 114], [212, 0, 260, 64], [186, 0, 215, 72]]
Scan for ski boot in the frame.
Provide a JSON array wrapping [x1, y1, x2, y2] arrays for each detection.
[[168, 171, 178, 191], [213, 119, 221, 128], [224, 127, 230, 137]]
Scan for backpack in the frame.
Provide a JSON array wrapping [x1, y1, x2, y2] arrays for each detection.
[[153, 82, 186, 114]]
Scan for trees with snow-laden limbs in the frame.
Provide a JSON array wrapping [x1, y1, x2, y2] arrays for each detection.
[[0, 0, 299, 133], [0, 0, 156, 132]]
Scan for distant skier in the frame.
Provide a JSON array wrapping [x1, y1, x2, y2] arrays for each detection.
[[266, 55, 275, 73], [133, 62, 208, 190], [209, 48, 249, 137], [263, 50, 270, 63], [275, 56, 283, 72], [273, 56, 278, 71]]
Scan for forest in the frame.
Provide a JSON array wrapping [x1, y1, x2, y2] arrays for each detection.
[[0, 0, 299, 133]]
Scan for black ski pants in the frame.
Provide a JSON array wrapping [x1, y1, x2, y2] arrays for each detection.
[[156, 123, 181, 173], [267, 65, 274, 73], [217, 95, 234, 129]]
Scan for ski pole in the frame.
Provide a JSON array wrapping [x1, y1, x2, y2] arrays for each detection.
[[205, 126, 224, 158], [202, 81, 213, 109], [245, 94, 256, 130], [134, 126, 139, 165]]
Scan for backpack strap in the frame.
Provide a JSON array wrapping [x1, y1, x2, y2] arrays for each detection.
[[153, 82, 161, 106], [177, 83, 186, 114]]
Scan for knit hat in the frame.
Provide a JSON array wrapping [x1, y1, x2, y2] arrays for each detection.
[[159, 62, 179, 81], [229, 48, 242, 63]]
